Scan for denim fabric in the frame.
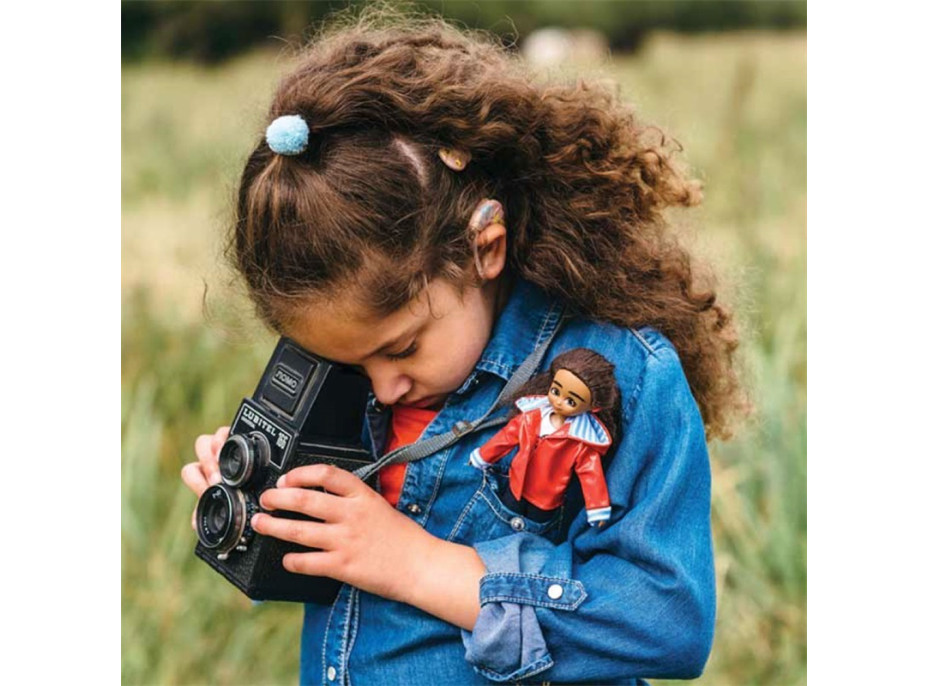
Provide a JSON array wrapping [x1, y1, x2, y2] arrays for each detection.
[[299, 278, 715, 685]]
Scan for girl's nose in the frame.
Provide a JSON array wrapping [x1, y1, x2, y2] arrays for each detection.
[[367, 365, 413, 406]]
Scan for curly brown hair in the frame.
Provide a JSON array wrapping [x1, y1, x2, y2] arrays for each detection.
[[229, 2, 747, 439]]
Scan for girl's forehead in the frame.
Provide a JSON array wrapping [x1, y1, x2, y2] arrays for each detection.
[[285, 292, 422, 363], [281, 276, 487, 368]]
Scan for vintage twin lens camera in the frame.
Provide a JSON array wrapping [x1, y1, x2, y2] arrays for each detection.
[[194, 337, 374, 604]]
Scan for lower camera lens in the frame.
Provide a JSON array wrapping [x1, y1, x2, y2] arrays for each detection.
[[205, 499, 228, 536], [195, 484, 255, 556]]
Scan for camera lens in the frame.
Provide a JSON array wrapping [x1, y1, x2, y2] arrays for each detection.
[[206, 499, 228, 535], [219, 433, 270, 487], [195, 484, 256, 556]]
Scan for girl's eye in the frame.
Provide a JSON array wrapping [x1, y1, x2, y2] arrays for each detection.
[[387, 341, 418, 361], [550, 386, 559, 396], [347, 364, 368, 377], [566, 398, 576, 408]]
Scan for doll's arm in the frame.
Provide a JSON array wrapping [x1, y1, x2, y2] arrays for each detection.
[[574, 446, 612, 526], [468, 414, 522, 468], [460, 347, 714, 683]]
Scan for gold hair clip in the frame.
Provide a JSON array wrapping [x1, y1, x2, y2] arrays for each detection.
[[438, 147, 471, 172]]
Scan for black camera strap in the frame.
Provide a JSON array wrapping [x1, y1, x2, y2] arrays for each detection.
[[352, 314, 563, 483]]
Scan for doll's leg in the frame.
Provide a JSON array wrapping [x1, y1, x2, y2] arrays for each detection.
[[522, 499, 559, 523], [502, 485, 558, 523], [501, 485, 527, 514]]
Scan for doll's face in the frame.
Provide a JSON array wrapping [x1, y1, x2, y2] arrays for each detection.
[[547, 369, 593, 418]]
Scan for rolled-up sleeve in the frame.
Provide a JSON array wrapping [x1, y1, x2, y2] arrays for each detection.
[[461, 535, 585, 681], [460, 347, 716, 683]]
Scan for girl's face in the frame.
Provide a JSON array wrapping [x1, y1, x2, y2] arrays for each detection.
[[284, 278, 502, 409]]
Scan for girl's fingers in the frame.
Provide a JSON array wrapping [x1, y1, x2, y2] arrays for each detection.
[[185, 427, 231, 531], [181, 462, 210, 498], [251, 513, 337, 551], [194, 433, 214, 459], [282, 551, 338, 578], [260, 487, 343, 522], [278, 463, 364, 497], [193, 434, 222, 486], [210, 426, 231, 454]]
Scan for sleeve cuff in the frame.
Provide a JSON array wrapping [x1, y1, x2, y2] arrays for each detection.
[[586, 506, 612, 525], [468, 448, 490, 468], [460, 536, 586, 681]]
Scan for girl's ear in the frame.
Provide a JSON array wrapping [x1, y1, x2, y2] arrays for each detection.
[[473, 221, 507, 280], [467, 199, 507, 281]]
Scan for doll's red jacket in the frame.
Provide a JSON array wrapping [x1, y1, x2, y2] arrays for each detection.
[[469, 396, 613, 523]]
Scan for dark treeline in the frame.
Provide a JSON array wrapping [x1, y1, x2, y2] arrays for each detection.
[[122, 0, 806, 63]]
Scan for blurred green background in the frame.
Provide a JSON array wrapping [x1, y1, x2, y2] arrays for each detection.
[[122, 2, 806, 684]]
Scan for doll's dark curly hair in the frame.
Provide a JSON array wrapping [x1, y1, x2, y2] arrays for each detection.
[[229, 1, 748, 439]]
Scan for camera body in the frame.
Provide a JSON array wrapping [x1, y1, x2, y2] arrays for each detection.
[[195, 337, 374, 604]]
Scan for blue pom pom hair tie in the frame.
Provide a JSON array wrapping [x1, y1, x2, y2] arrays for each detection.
[[265, 114, 310, 155]]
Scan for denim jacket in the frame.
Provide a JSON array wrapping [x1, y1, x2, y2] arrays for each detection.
[[299, 278, 715, 685]]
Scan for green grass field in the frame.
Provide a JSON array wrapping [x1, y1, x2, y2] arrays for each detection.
[[122, 30, 806, 685]]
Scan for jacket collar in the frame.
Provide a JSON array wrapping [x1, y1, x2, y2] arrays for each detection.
[[513, 395, 612, 447], [472, 277, 564, 383]]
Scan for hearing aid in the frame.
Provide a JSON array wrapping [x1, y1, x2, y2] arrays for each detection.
[[466, 199, 505, 280]]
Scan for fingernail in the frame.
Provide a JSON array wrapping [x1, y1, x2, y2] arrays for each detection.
[[251, 514, 261, 529], [209, 473, 222, 486], [276, 475, 285, 487]]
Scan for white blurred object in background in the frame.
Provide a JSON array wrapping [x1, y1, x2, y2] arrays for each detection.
[[522, 27, 610, 66]]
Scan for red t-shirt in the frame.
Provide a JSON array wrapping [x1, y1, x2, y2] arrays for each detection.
[[380, 405, 438, 507]]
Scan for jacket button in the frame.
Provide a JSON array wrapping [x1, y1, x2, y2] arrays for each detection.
[[510, 516, 525, 531], [406, 503, 422, 514], [327, 666, 336, 681], [547, 583, 564, 600]]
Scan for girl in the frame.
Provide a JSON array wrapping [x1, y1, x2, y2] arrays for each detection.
[[182, 6, 745, 684]]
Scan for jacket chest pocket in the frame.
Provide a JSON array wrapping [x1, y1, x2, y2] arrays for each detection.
[[446, 465, 565, 544]]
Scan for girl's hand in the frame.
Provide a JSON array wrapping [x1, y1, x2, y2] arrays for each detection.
[[180, 426, 230, 530], [251, 464, 432, 604]]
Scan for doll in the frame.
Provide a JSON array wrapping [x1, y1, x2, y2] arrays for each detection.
[[469, 348, 619, 527]]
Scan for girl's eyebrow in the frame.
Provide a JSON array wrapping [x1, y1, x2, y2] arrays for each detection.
[[362, 326, 417, 360]]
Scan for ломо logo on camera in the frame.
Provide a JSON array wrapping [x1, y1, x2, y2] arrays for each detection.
[[271, 365, 302, 397]]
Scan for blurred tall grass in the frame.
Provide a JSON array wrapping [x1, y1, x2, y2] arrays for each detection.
[[122, 30, 806, 686]]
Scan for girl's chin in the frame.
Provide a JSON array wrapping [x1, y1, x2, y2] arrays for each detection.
[[400, 394, 446, 409]]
